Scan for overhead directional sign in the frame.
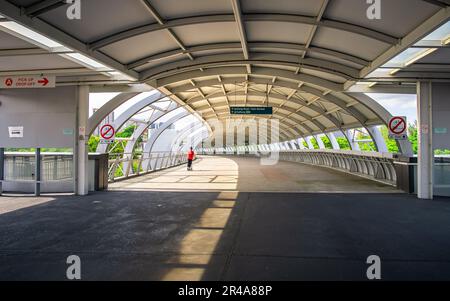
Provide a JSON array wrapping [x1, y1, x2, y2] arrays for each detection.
[[230, 107, 273, 115], [100, 124, 115, 144], [0, 75, 55, 89], [388, 116, 407, 140]]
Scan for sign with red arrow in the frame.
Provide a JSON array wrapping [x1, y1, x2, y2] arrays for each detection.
[[0, 75, 55, 89]]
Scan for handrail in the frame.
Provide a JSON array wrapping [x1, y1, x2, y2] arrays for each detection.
[[107, 151, 188, 182], [203, 149, 398, 186]]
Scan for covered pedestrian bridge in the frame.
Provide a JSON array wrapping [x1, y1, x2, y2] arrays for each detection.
[[0, 0, 450, 281]]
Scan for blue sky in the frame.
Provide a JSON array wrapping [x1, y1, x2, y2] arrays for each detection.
[[367, 93, 417, 125]]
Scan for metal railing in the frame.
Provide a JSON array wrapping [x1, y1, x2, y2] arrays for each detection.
[[108, 151, 188, 182], [205, 149, 397, 186], [3, 152, 73, 181], [276, 150, 397, 185]]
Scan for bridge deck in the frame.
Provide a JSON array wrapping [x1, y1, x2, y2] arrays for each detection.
[[109, 156, 398, 193], [1, 157, 449, 280]]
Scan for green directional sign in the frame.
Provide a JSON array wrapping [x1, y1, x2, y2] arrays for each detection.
[[230, 107, 273, 115]]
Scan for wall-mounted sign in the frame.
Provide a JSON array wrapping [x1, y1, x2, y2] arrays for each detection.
[[0, 75, 55, 89], [388, 116, 407, 140], [8, 126, 24, 138], [99, 124, 115, 145], [63, 128, 74, 136], [230, 107, 273, 115], [434, 127, 448, 134]]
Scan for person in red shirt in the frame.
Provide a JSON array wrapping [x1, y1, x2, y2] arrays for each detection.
[[187, 147, 195, 171]]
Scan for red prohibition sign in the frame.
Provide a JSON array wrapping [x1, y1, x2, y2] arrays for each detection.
[[389, 117, 406, 135], [100, 124, 115, 140]]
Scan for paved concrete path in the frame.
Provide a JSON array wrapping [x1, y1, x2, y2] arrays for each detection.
[[110, 156, 399, 193], [1, 157, 449, 281]]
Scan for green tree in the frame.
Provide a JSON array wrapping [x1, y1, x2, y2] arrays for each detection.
[[408, 122, 418, 155], [303, 140, 309, 148], [336, 137, 351, 150], [379, 126, 399, 153], [115, 124, 136, 138], [88, 135, 100, 152], [321, 136, 333, 149], [310, 137, 319, 149]]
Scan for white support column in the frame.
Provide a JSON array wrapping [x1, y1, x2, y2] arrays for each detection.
[[327, 132, 341, 150], [345, 129, 360, 151], [75, 86, 89, 196], [289, 141, 296, 150], [314, 134, 326, 149], [297, 138, 306, 150], [306, 136, 315, 149], [417, 81, 433, 200], [367, 126, 388, 153]]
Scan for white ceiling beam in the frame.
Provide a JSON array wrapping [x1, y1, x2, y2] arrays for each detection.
[[0, 67, 99, 76], [185, 89, 342, 130], [0, 1, 139, 80], [127, 42, 368, 70], [140, 53, 359, 82], [140, 0, 194, 61], [88, 13, 398, 50], [348, 6, 450, 90], [151, 66, 344, 92], [23, 0, 67, 17], [0, 47, 73, 56], [297, 0, 329, 74]]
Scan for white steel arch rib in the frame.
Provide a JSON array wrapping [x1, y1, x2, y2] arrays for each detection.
[[170, 121, 205, 153], [142, 111, 190, 171], [88, 92, 140, 136], [121, 102, 179, 173], [96, 91, 167, 153]]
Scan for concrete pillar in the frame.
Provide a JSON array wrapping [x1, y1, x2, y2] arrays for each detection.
[[327, 132, 341, 150], [35, 148, 41, 196], [417, 81, 433, 199], [75, 86, 89, 196], [367, 126, 388, 153], [0, 148, 4, 195], [345, 129, 360, 151]]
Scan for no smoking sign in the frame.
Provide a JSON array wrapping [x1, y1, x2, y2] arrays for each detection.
[[100, 124, 115, 143], [388, 116, 407, 140]]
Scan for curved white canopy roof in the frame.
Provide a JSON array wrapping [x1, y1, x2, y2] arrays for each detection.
[[0, 0, 449, 144]]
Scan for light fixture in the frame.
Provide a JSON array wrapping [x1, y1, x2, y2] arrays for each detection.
[[64, 53, 108, 69], [389, 68, 401, 75], [0, 19, 138, 81], [0, 21, 63, 49], [404, 48, 438, 67], [444, 35, 450, 45]]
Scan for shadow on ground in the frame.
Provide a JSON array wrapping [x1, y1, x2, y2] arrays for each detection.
[[1, 190, 450, 281]]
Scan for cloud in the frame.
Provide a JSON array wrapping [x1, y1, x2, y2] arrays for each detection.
[[366, 93, 417, 123]]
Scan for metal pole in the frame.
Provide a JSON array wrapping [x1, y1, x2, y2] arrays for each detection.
[[0, 148, 4, 196], [35, 148, 41, 197]]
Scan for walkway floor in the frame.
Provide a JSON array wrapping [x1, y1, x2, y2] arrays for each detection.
[[1, 157, 449, 280], [109, 156, 399, 193]]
